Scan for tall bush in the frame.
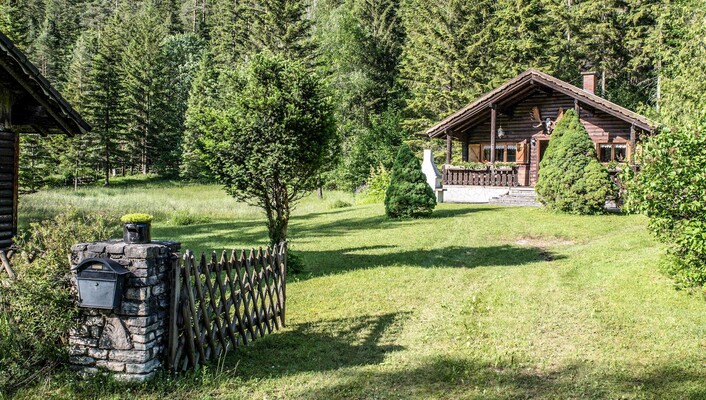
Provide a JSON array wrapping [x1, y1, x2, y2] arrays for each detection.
[[385, 143, 436, 218], [535, 109, 614, 214], [0, 210, 117, 392], [192, 53, 338, 244], [356, 164, 391, 205], [625, 124, 706, 289]]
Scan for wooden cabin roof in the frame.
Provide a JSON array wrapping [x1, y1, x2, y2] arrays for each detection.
[[0, 31, 90, 136], [426, 69, 657, 138]]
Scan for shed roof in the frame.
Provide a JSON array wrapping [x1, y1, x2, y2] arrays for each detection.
[[426, 69, 657, 138], [0, 31, 90, 136]]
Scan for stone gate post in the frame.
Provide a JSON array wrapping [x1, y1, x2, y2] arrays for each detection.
[[68, 240, 180, 382]]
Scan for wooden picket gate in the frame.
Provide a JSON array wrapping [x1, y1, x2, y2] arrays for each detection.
[[167, 242, 287, 371]]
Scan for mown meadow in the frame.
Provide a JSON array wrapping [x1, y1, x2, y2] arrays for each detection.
[[9, 178, 706, 399]]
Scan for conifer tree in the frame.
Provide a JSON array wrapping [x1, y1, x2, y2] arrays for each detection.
[[385, 143, 436, 218], [49, 32, 101, 188], [120, 1, 168, 174], [207, 0, 252, 66], [85, 13, 127, 185], [491, 0, 552, 78], [400, 0, 494, 133], [535, 110, 614, 214], [248, 0, 316, 63], [157, 33, 205, 176], [181, 51, 219, 181]]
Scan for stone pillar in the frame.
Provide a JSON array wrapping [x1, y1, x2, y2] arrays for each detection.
[[69, 240, 180, 382]]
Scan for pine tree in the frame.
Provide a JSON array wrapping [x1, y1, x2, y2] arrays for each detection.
[[573, 0, 631, 101], [385, 143, 436, 218], [52, 31, 101, 189], [491, 0, 552, 79], [654, 0, 706, 127], [535, 110, 614, 214], [248, 0, 316, 62], [30, 0, 82, 86], [156, 0, 184, 33], [181, 50, 219, 181], [207, 0, 252, 66], [120, 1, 169, 174], [85, 13, 127, 185], [400, 0, 494, 133], [157, 33, 205, 177]]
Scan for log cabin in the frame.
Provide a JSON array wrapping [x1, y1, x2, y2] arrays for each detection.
[[0, 32, 90, 249], [424, 69, 657, 204]]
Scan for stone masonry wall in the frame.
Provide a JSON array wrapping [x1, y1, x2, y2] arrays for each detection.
[[69, 240, 180, 382]]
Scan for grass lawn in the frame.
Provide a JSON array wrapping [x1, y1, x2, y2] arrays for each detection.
[[10, 181, 706, 399]]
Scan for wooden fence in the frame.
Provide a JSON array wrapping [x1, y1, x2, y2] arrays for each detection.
[[443, 167, 519, 187], [167, 242, 287, 372], [0, 249, 16, 286]]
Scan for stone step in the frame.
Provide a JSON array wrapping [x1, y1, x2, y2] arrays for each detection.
[[508, 188, 538, 198], [489, 193, 542, 207]]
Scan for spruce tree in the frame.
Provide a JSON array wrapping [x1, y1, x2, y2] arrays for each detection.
[[157, 33, 205, 177], [385, 143, 436, 218], [535, 110, 614, 214], [48, 31, 101, 188], [248, 0, 316, 63], [120, 1, 168, 174], [85, 13, 127, 185], [400, 0, 494, 133]]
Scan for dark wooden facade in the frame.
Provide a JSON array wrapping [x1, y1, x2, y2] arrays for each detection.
[[0, 32, 89, 248], [427, 69, 657, 187]]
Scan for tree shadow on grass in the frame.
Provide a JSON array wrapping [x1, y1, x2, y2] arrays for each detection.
[[289, 206, 495, 240], [224, 312, 409, 380], [154, 205, 497, 251], [303, 356, 706, 399], [296, 244, 565, 279]]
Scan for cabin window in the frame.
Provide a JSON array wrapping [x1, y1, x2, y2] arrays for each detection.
[[614, 144, 627, 162], [599, 144, 612, 162], [480, 143, 519, 163], [495, 147, 505, 163], [599, 143, 628, 162], [506, 145, 517, 162], [482, 145, 492, 162]]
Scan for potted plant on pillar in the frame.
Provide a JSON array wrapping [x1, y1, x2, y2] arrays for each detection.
[[120, 213, 153, 244]]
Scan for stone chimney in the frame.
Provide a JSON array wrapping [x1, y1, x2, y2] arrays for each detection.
[[421, 149, 443, 202], [582, 71, 598, 95]]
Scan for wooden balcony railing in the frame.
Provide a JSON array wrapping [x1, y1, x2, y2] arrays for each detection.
[[442, 166, 518, 187]]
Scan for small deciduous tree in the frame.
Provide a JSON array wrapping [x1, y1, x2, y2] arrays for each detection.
[[625, 123, 706, 289], [535, 109, 614, 214], [385, 143, 435, 218], [193, 53, 338, 244]]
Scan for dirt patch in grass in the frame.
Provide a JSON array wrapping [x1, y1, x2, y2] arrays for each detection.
[[514, 236, 575, 248]]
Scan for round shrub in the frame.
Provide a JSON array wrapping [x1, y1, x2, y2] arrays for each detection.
[[535, 109, 614, 214], [385, 143, 436, 218]]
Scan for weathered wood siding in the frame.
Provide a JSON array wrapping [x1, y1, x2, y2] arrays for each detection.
[[461, 91, 633, 185], [0, 128, 15, 249]]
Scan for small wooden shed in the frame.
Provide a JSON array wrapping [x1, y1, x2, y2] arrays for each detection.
[[0, 32, 90, 248]]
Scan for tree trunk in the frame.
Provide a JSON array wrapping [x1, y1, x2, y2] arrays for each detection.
[[104, 143, 110, 186]]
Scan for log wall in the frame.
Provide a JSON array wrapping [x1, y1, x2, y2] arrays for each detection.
[[0, 128, 16, 249], [462, 91, 634, 186]]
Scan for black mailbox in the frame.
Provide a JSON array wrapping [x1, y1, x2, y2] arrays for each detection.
[[75, 258, 130, 310]]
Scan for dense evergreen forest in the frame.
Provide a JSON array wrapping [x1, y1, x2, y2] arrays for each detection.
[[1, 0, 704, 192]]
